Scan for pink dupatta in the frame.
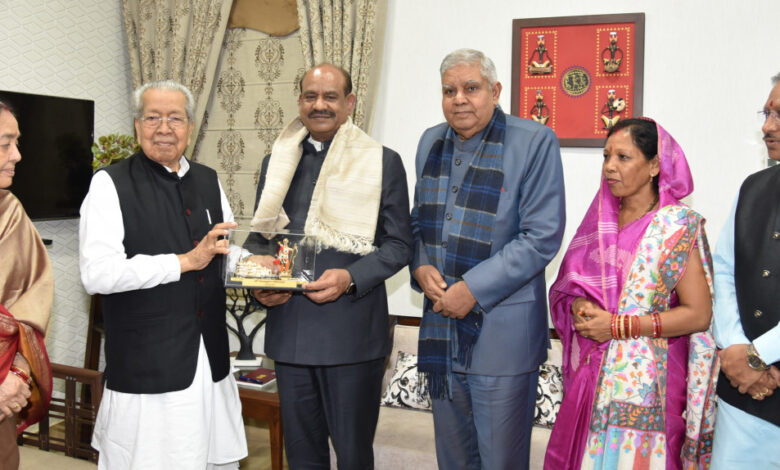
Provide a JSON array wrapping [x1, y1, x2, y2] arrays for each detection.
[[544, 120, 718, 469]]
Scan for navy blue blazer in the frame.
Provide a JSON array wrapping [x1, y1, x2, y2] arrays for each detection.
[[411, 114, 566, 375], [255, 142, 413, 366]]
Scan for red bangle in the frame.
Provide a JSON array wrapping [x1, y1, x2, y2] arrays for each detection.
[[9, 366, 32, 386], [611, 315, 617, 339], [651, 313, 660, 338], [656, 313, 663, 338]]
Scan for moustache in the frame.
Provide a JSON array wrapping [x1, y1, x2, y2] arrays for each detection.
[[309, 111, 335, 118]]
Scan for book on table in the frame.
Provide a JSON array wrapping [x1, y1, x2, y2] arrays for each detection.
[[239, 367, 277, 386]]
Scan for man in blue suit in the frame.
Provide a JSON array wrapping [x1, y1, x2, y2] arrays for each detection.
[[411, 49, 565, 470]]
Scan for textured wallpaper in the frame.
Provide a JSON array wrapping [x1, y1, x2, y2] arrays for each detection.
[[0, 1, 307, 366], [0, 0, 133, 368]]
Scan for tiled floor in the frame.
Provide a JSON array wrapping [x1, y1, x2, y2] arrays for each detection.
[[25, 419, 286, 469]]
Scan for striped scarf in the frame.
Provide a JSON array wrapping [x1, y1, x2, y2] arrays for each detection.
[[416, 107, 505, 398]]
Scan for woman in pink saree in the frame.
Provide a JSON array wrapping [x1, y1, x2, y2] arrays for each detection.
[[544, 118, 718, 470]]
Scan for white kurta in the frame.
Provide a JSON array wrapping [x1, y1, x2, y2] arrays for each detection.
[[79, 157, 247, 469]]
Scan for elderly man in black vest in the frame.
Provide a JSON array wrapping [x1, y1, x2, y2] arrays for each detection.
[[79, 80, 246, 470], [250, 63, 413, 469], [711, 73, 780, 468]]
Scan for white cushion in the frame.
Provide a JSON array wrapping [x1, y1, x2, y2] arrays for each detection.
[[380, 350, 431, 411], [383, 324, 420, 389]]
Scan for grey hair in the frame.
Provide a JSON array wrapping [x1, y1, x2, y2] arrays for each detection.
[[132, 80, 195, 121], [440, 49, 498, 86], [772, 72, 780, 85]]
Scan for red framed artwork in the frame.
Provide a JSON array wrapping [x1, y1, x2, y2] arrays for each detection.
[[511, 13, 645, 147]]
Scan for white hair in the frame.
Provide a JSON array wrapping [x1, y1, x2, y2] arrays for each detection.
[[440, 49, 498, 86], [772, 72, 780, 85], [132, 80, 195, 121]]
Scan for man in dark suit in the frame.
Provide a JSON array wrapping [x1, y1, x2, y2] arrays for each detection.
[[250, 63, 413, 469], [411, 49, 565, 470]]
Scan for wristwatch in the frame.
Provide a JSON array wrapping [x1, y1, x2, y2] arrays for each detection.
[[747, 343, 770, 371], [345, 281, 356, 295]]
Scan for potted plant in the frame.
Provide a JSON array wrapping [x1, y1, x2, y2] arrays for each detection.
[[91, 133, 139, 171]]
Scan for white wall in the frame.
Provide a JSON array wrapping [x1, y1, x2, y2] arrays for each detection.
[[1, 0, 777, 357], [0, 0, 133, 367], [372, 0, 780, 317]]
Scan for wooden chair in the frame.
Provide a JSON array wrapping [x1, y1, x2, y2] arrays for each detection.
[[18, 363, 103, 463], [83, 295, 103, 371]]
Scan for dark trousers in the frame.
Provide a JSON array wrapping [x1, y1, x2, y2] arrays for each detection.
[[275, 357, 385, 470]]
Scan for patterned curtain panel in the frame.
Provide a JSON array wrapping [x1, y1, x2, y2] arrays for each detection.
[[296, 0, 383, 130], [122, 0, 233, 158], [194, 28, 305, 223]]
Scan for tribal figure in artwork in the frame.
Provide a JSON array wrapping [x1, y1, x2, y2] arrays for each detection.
[[601, 89, 626, 129], [602, 31, 623, 73], [530, 89, 550, 126], [528, 34, 553, 74]]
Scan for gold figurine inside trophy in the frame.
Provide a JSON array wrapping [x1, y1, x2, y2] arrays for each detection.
[[226, 230, 317, 291]]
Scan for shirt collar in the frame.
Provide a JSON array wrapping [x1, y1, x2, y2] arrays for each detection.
[[160, 155, 189, 177], [307, 135, 329, 153]]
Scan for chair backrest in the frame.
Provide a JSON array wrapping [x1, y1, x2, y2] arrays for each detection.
[[18, 363, 103, 463]]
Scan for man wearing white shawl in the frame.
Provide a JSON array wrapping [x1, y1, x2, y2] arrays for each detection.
[[251, 64, 413, 469]]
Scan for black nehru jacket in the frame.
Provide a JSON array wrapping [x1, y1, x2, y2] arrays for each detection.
[[100, 152, 229, 394], [717, 164, 780, 426]]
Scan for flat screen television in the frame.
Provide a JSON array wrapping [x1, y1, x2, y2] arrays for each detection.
[[0, 90, 94, 220]]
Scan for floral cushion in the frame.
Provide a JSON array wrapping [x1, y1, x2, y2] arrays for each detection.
[[380, 350, 432, 411], [534, 362, 563, 427]]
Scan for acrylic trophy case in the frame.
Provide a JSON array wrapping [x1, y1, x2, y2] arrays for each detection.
[[225, 230, 317, 291]]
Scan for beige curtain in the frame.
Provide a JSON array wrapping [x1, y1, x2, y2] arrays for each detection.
[[296, 0, 385, 131], [194, 27, 305, 223], [122, 0, 233, 158]]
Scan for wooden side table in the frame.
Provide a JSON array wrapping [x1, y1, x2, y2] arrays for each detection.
[[238, 386, 283, 470]]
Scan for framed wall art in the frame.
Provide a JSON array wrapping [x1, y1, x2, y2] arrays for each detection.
[[511, 13, 645, 147]]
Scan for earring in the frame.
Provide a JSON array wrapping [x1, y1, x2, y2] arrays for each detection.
[[649, 174, 654, 182]]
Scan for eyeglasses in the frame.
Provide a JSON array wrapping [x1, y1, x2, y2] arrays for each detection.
[[758, 109, 780, 124], [139, 115, 189, 129]]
